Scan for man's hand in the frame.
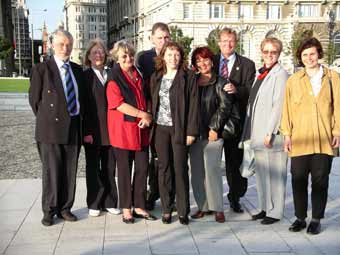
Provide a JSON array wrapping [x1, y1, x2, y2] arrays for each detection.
[[223, 82, 237, 94]]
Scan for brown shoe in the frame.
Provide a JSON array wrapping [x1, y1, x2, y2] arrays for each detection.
[[191, 210, 205, 219], [215, 212, 225, 223]]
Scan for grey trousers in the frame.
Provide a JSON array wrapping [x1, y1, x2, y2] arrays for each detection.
[[254, 150, 288, 219], [189, 139, 224, 212]]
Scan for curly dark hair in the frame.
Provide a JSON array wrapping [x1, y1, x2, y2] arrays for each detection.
[[296, 37, 323, 67], [154, 41, 188, 74]]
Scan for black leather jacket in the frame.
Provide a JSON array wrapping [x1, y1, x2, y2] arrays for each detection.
[[197, 73, 235, 139]]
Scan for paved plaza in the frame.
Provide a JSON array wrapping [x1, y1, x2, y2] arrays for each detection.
[[1, 109, 340, 255]]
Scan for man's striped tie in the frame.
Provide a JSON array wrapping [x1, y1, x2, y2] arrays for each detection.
[[221, 58, 229, 79], [62, 63, 77, 115]]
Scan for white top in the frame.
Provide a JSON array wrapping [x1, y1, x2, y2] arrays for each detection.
[[92, 67, 108, 86], [309, 65, 323, 97], [54, 56, 80, 115]]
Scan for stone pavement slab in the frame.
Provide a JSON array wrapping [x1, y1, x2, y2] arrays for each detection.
[[1, 160, 340, 254]]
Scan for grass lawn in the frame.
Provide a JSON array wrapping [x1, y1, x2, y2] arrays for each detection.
[[0, 78, 29, 93]]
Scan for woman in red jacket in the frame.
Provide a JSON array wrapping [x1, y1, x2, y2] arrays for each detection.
[[107, 40, 156, 223]]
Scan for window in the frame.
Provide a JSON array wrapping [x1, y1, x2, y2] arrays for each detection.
[[240, 4, 253, 19], [337, 5, 340, 20], [183, 3, 191, 19], [334, 34, 340, 58], [299, 4, 318, 17], [75, 6, 80, 13], [210, 3, 224, 19], [268, 4, 281, 20]]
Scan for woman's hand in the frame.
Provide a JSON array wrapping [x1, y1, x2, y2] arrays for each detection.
[[84, 135, 93, 144], [332, 136, 340, 148], [186, 136, 196, 145], [284, 136, 292, 153], [138, 111, 152, 126], [264, 134, 273, 148], [208, 129, 218, 141]]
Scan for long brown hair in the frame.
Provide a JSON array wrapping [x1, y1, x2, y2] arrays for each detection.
[[154, 41, 188, 74]]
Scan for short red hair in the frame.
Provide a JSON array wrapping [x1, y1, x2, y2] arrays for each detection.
[[191, 46, 214, 69]]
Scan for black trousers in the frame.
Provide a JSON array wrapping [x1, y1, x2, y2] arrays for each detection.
[[147, 145, 160, 203], [38, 142, 80, 215], [223, 138, 248, 203], [291, 154, 333, 219], [155, 125, 189, 216], [84, 144, 118, 210], [114, 147, 148, 209]]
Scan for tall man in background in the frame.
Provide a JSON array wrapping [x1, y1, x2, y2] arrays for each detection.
[[29, 29, 85, 226], [213, 27, 256, 213], [136, 22, 170, 210]]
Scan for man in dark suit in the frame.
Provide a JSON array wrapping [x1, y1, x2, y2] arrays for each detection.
[[135, 22, 170, 211], [213, 27, 256, 213], [29, 29, 84, 226]]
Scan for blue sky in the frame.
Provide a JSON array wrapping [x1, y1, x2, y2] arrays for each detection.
[[26, 0, 64, 39]]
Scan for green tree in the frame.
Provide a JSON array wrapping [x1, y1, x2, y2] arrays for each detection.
[[286, 26, 313, 66], [0, 36, 12, 60], [326, 41, 340, 65], [169, 26, 193, 58]]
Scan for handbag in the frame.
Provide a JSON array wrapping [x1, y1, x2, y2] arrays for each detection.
[[217, 77, 242, 140], [222, 102, 241, 140], [239, 140, 255, 177], [328, 71, 340, 157]]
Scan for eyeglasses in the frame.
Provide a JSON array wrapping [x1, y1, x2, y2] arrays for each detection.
[[262, 50, 278, 55]]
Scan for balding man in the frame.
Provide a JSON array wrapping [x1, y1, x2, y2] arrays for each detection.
[[29, 29, 85, 226]]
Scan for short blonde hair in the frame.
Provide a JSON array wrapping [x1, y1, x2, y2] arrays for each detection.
[[84, 39, 108, 67], [110, 40, 135, 62], [260, 37, 283, 55]]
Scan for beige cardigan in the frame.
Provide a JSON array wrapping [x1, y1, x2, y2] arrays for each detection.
[[280, 66, 340, 157]]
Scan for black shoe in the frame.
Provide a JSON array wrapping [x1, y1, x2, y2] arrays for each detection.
[[252, 211, 266, 220], [145, 200, 155, 211], [41, 214, 53, 226], [230, 201, 244, 213], [122, 216, 135, 224], [57, 211, 77, 222], [179, 215, 189, 225], [289, 219, 307, 232], [261, 216, 280, 225], [307, 221, 321, 235], [133, 211, 157, 221], [162, 214, 172, 224]]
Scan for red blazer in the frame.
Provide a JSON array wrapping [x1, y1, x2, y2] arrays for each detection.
[[106, 67, 149, 151]]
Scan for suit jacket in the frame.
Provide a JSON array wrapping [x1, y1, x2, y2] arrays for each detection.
[[213, 52, 256, 122], [29, 57, 85, 144], [83, 68, 111, 146], [150, 69, 199, 145], [241, 64, 288, 151], [135, 48, 157, 83]]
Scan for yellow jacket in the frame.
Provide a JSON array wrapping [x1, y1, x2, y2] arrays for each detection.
[[280, 66, 340, 157]]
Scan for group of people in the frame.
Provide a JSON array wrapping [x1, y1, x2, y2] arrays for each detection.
[[29, 22, 340, 235]]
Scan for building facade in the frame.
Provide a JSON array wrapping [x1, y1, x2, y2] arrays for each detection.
[[64, 0, 107, 64], [0, 0, 15, 76], [107, 0, 340, 73], [11, 0, 30, 76]]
